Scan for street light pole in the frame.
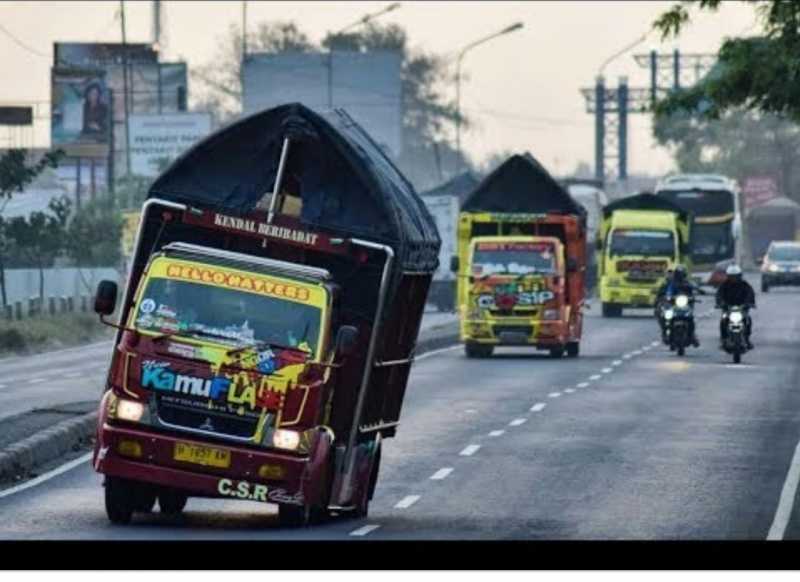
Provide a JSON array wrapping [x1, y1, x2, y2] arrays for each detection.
[[455, 22, 523, 168], [327, 2, 401, 108]]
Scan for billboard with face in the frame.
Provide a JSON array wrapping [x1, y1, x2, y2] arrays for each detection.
[[51, 68, 112, 155]]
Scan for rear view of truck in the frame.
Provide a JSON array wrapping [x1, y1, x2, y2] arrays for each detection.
[[452, 154, 587, 358]]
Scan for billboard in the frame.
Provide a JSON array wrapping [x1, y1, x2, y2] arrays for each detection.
[[54, 43, 157, 67], [51, 68, 112, 156], [128, 112, 212, 176], [742, 176, 780, 211], [242, 50, 403, 156]]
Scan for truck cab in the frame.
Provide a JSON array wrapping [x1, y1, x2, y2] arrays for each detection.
[[597, 193, 690, 317]]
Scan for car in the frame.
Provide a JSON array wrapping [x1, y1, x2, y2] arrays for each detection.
[[760, 241, 800, 292]]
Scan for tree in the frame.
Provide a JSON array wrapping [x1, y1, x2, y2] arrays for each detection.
[[65, 196, 124, 294], [5, 196, 71, 305], [0, 148, 64, 306], [653, 1, 800, 121]]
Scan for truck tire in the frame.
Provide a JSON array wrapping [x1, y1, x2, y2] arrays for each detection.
[[134, 486, 157, 513], [549, 347, 565, 358], [602, 303, 621, 318], [465, 343, 493, 358], [566, 342, 580, 357], [158, 489, 188, 515], [105, 477, 136, 525], [762, 280, 770, 293]]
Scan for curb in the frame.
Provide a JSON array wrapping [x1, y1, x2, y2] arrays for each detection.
[[0, 410, 97, 482], [0, 321, 461, 483]]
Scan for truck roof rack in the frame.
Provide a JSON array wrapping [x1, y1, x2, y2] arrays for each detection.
[[160, 242, 331, 283]]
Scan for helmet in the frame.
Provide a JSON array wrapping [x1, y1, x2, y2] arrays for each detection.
[[725, 264, 743, 277], [673, 264, 687, 282]]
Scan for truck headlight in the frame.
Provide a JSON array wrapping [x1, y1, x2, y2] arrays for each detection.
[[769, 263, 780, 272], [542, 308, 559, 320], [116, 398, 145, 422], [272, 429, 301, 451]]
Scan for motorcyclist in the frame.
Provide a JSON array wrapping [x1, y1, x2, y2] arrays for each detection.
[[716, 264, 755, 349], [657, 265, 703, 347]]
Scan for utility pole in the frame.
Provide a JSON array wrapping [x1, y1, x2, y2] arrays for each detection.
[[120, 0, 131, 177], [242, 1, 247, 57]]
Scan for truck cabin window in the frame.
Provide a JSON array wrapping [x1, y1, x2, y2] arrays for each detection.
[[471, 242, 557, 276], [610, 230, 675, 258], [134, 277, 322, 356]]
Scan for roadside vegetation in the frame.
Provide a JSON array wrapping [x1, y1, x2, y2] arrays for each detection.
[[0, 311, 113, 357]]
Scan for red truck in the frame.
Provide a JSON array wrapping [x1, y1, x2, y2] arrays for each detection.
[[91, 103, 440, 526]]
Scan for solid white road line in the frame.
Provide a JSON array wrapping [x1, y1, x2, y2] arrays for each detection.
[[767, 440, 800, 540], [0, 452, 92, 499], [0, 384, 5, 389], [350, 524, 381, 537], [564, 388, 575, 394], [530, 403, 546, 412], [548, 392, 561, 398], [601, 368, 613, 374], [488, 430, 505, 437], [430, 467, 454, 481], [509, 418, 527, 426], [576, 382, 589, 388], [651, 341, 660, 347], [394, 495, 421, 509], [414, 344, 461, 363], [63, 372, 81, 379], [589, 375, 602, 381], [459, 444, 481, 456]]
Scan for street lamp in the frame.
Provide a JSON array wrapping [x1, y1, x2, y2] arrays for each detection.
[[327, 3, 402, 107], [455, 22, 524, 167]]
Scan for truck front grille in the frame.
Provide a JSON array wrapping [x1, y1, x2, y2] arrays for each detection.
[[155, 394, 260, 440]]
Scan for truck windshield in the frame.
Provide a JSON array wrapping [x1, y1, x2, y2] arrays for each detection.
[[610, 230, 674, 258], [133, 277, 322, 356], [471, 242, 557, 276]]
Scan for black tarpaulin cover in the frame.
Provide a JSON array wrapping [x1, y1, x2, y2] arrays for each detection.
[[603, 192, 689, 221], [461, 153, 586, 218], [420, 171, 480, 206], [148, 103, 440, 272]]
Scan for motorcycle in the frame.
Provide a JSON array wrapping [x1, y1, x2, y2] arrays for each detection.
[[720, 305, 751, 364], [664, 293, 697, 356]]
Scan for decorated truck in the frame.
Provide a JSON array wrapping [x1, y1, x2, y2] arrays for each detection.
[[596, 192, 691, 317], [90, 103, 440, 526], [451, 154, 587, 358]]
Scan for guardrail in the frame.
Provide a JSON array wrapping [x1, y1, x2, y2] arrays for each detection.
[[2, 294, 93, 321]]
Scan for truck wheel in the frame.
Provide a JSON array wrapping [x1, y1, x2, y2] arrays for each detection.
[[762, 281, 769, 293], [677, 346, 685, 356], [549, 347, 565, 358], [279, 503, 312, 527], [158, 489, 188, 515], [566, 342, 580, 358], [465, 343, 493, 358], [134, 486, 157, 513], [733, 351, 741, 364], [105, 477, 136, 525]]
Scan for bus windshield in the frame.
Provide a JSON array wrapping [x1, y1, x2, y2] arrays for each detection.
[[610, 230, 675, 257], [658, 189, 735, 217], [692, 223, 734, 262]]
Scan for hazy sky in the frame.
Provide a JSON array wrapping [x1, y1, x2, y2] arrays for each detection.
[[0, 0, 758, 176]]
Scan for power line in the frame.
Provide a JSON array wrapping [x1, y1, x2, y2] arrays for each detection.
[[0, 22, 49, 59]]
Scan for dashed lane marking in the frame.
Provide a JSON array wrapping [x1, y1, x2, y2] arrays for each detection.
[[459, 444, 481, 456], [350, 524, 381, 537], [612, 360, 623, 366], [632, 350, 643, 355], [430, 468, 454, 481], [0, 384, 5, 389], [509, 418, 527, 426], [623, 354, 632, 360], [394, 495, 421, 509], [768, 440, 800, 540], [564, 388, 575, 394], [530, 403, 546, 412], [601, 368, 613, 374], [589, 375, 602, 381], [63, 372, 81, 379], [488, 430, 505, 437], [576, 383, 589, 388], [27, 378, 45, 385], [651, 341, 660, 347], [548, 392, 561, 398]]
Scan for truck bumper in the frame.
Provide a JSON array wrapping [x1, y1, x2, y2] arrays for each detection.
[[93, 422, 331, 508], [600, 285, 657, 307], [460, 318, 569, 348]]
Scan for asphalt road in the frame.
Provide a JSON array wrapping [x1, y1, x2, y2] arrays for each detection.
[[2, 288, 800, 540], [0, 310, 456, 422]]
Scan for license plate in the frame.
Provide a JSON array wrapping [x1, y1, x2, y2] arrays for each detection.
[[174, 442, 231, 468]]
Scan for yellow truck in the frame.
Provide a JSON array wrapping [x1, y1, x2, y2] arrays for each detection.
[[596, 192, 691, 317], [452, 154, 587, 358]]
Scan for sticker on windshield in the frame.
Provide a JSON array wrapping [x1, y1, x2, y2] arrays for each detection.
[[140, 298, 156, 314], [156, 304, 177, 319]]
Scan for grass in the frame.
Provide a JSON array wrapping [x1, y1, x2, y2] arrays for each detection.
[[0, 312, 115, 357]]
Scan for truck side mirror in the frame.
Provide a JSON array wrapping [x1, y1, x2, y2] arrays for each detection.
[[450, 255, 459, 273], [334, 325, 358, 358], [94, 280, 118, 316]]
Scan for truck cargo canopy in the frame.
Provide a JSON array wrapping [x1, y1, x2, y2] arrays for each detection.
[[147, 103, 440, 272], [461, 153, 586, 218], [603, 192, 689, 221]]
